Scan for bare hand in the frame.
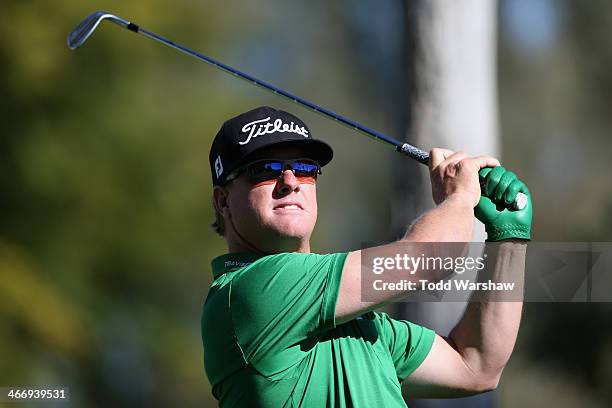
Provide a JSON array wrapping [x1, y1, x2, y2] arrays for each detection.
[[429, 148, 500, 207]]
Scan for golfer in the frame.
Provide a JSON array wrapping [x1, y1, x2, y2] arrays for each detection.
[[201, 106, 532, 407]]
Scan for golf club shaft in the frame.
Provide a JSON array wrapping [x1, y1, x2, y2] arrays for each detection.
[[71, 12, 527, 211], [109, 19, 430, 165]]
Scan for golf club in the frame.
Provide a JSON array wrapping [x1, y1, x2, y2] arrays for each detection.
[[67, 11, 527, 211]]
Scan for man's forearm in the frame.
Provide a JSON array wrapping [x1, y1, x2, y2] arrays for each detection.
[[448, 240, 526, 388], [402, 195, 475, 243]]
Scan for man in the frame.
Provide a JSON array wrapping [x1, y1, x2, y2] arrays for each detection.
[[201, 106, 532, 407]]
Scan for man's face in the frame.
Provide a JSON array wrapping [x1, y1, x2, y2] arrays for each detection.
[[219, 146, 319, 252]]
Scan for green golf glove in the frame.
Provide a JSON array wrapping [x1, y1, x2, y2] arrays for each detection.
[[474, 166, 532, 241]]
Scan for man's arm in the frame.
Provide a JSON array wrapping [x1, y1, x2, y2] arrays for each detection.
[[334, 195, 475, 323], [402, 240, 526, 397], [334, 147, 531, 396], [335, 149, 500, 323]]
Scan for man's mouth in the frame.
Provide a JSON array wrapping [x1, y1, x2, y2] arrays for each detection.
[[274, 203, 303, 210]]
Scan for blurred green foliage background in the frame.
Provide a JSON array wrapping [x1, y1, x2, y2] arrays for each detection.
[[0, 0, 611, 406]]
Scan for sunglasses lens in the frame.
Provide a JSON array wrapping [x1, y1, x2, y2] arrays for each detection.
[[247, 159, 320, 183], [293, 161, 318, 175], [263, 162, 283, 172], [247, 161, 280, 183]]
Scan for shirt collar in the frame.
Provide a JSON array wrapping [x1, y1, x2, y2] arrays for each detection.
[[211, 252, 266, 279]]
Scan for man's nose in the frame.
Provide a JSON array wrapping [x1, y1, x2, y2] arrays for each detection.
[[276, 168, 300, 195]]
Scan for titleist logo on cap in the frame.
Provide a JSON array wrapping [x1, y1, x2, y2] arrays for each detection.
[[239, 116, 309, 145]]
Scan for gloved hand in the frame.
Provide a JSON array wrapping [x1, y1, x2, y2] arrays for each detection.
[[474, 166, 532, 241]]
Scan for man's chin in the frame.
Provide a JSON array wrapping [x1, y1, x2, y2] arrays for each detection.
[[272, 228, 309, 241], [262, 224, 312, 244], [262, 216, 312, 235]]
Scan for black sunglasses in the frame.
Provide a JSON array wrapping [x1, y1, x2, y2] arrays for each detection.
[[225, 158, 322, 184]]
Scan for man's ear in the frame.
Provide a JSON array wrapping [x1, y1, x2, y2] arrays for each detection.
[[213, 186, 231, 217]]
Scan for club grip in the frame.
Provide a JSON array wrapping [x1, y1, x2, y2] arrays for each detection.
[[397, 143, 430, 165], [398, 145, 527, 210]]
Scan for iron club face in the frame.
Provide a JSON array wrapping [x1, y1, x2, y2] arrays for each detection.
[[67, 11, 130, 50]]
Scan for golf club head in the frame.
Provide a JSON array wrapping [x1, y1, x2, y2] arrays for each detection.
[[67, 11, 130, 50]]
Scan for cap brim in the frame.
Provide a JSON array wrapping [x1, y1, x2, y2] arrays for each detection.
[[241, 138, 334, 167]]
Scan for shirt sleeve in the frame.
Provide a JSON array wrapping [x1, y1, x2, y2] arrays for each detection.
[[230, 252, 348, 368], [376, 312, 436, 382]]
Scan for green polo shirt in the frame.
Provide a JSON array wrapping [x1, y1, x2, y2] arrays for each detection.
[[201, 252, 435, 407]]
